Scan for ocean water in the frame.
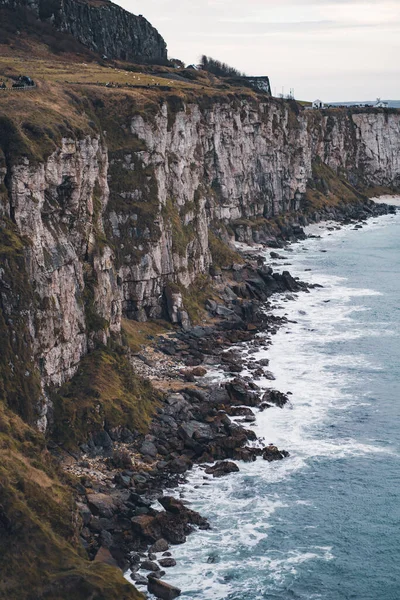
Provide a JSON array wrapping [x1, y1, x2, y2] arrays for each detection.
[[150, 207, 400, 600]]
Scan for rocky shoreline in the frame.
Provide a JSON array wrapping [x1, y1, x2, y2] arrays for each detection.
[[60, 199, 397, 600]]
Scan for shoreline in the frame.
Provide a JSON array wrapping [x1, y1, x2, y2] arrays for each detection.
[[63, 197, 398, 600]]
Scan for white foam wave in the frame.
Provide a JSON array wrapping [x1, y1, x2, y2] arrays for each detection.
[[134, 212, 400, 598]]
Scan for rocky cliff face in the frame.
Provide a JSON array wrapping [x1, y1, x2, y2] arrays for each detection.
[[1, 98, 399, 427], [0, 0, 168, 62]]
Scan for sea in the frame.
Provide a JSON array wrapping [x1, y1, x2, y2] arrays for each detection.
[[146, 200, 400, 600]]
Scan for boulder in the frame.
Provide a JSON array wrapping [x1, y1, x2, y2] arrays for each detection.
[[178, 421, 213, 443], [159, 558, 177, 568], [158, 497, 186, 515], [140, 438, 158, 458], [205, 461, 240, 478], [149, 538, 169, 553], [141, 560, 159, 571], [262, 389, 289, 408], [262, 445, 290, 462], [148, 577, 181, 599], [86, 494, 117, 519]]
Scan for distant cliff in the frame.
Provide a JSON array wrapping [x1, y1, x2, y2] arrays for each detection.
[[0, 0, 168, 62]]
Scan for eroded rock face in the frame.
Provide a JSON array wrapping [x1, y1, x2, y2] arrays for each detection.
[[0, 136, 121, 429], [1, 100, 399, 429]]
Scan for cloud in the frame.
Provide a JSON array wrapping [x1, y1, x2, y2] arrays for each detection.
[[117, 0, 400, 101]]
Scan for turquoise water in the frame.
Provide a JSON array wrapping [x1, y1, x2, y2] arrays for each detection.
[[147, 210, 400, 600]]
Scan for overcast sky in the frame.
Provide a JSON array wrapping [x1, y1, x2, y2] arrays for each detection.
[[116, 0, 400, 102]]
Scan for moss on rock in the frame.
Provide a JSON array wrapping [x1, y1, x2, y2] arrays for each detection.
[[51, 345, 161, 450], [0, 404, 143, 600]]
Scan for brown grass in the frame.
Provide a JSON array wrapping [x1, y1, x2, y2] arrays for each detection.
[[122, 318, 172, 353]]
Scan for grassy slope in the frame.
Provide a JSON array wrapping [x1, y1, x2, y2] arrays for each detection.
[[0, 404, 144, 600]]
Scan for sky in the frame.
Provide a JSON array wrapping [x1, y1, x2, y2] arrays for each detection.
[[115, 0, 400, 102]]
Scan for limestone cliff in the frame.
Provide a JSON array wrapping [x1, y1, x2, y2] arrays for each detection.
[[1, 97, 399, 431]]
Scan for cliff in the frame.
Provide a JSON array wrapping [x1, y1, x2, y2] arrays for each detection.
[[0, 85, 399, 597], [0, 0, 168, 62], [1, 96, 399, 427]]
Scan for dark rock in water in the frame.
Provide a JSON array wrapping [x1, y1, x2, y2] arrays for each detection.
[[227, 406, 255, 417], [131, 573, 148, 585], [168, 455, 193, 474], [147, 570, 166, 580], [141, 559, 159, 571], [262, 389, 290, 408], [257, 358, 270, 367], [262, 445, 290, 462], [205, 461, 240, 478], [158, 497, 187, 514], [149, 538, 169, 553], [226, 378, 260, 407], [270, 251, 285, 259], [148, 577, 181, 599], [159, 557, 177, 567]]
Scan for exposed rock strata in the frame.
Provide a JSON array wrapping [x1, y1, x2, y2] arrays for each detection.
[[1, 99, 399, 427]]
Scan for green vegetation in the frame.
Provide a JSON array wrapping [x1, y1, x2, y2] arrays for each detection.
[[122, 318, 172, 353], [162, 198, 196, 257], [305, 159, 365, 210], [178, 275, 217, 324], [0, 404, 143, 600], [52, 346, 161, 450], [0, 220, 41, 423], [208, 231, 244, 267]]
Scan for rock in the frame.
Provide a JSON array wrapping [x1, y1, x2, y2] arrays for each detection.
[[179, 421, 213, 443], [149, 539, 169, 553], [140, 439, 158, 458], [76, 501, 92, 526], [205, 461, 240, 478], [159, 558, 177, 568], [262, 445, 290, 462], [147, 570, 166, 580], [141, 560, 159, 571], [168, 456, 193, 474], [205, 299, 218, 312], [92, 430, 114, 452], [86, 494, 116, 519], [131, 515, 161, 542], [131, 573, 148, 585], [227, 406, 254, 417], [158, 497, 186, 514], [215, 304, 234, 317], [190, 366, 207, 377], [148, 577, 181, 599], [262, 389, 289, 408]]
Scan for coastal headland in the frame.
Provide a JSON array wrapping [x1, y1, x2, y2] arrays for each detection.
[[0, 1, 399, 598]]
